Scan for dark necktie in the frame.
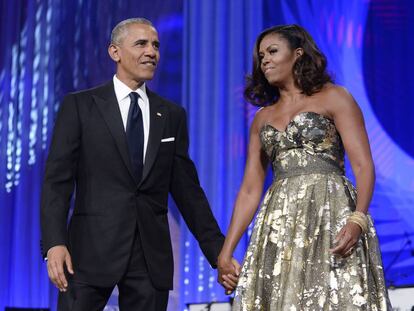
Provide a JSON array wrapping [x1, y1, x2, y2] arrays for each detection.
[[126, 92, 144, 182]]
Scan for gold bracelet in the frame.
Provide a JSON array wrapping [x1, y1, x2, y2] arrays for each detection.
[[353, 211, 367, 219], [347, 211, 368, 233], [349, 212, 368, 229]]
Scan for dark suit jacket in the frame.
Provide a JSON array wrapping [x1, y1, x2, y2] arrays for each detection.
[[40, 81, 224, 290]]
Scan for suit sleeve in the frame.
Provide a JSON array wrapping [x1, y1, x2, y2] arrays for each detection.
[[170, 108, 224, 268], [40, 94, 81, 257]]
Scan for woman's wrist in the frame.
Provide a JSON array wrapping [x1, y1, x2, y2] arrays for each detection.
[[347, 211, 368, 233]]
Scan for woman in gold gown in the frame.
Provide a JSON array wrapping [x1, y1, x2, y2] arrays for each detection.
[[217, 25, 392, 310]]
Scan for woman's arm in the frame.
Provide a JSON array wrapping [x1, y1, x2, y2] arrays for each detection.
[[218, 110, 269, 289], [328, 86, 375, 257]]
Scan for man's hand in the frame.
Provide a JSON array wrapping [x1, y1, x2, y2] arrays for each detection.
[[46, 245, 74, 292], [217, 255, 241, 295]]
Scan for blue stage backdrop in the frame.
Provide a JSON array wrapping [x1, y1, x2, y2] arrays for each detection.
[[181, 0, 263, 306], [1, 0, 413, 310]]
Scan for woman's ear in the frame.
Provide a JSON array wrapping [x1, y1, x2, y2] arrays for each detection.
[[295, 48, 304, 59]]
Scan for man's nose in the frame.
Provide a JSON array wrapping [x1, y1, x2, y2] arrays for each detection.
[[144, 45, 157, 57]]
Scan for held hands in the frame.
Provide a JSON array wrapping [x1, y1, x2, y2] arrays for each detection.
[[217, 255, 241, 295], [330, 222, 362, 257], [46, 245, 74, 292]]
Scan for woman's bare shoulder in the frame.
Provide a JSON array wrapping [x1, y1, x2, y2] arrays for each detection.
[[252, 104, 276, 128], [318, 83, 357, 115], [322, 83, 353, 101]]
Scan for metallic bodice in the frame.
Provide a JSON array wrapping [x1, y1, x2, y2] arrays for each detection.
[[260, 111, 345, 180]]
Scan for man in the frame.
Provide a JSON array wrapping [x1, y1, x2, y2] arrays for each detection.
[[41, 18, 239, 310]]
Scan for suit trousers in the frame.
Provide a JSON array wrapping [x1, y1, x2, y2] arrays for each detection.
[[57, 226, 169, 311]]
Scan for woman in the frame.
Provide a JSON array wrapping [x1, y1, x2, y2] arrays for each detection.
[[218, 25, 392, 310]]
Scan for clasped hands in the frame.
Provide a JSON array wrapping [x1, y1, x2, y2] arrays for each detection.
[[217, 255, 241, 295]]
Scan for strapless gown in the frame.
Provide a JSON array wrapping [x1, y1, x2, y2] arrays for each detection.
[[232, 112, 392, 310]]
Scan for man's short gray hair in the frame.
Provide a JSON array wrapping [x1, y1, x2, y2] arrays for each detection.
[[111, 18, 154, 45]]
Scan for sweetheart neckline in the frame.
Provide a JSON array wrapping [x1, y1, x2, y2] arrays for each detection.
[[262, 111, 334, 133]]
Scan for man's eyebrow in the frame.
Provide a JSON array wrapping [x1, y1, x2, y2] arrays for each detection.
[[133, 39, 148, 45]]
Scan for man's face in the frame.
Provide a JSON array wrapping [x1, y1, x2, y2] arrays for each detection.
[[110, 23, 160, 86]]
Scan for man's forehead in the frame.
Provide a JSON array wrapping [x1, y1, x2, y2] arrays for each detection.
[[126, 23, 158, 36]]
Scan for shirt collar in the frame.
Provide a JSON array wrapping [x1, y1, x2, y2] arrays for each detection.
[[113, 75, 148, 103]]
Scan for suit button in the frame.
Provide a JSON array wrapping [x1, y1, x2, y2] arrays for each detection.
[[135, 190, 139, 197]]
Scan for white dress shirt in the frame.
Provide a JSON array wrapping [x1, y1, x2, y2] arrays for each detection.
[[113, 75, 150, 163]]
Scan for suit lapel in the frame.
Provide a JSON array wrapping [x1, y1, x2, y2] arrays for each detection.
[[139, 89, 166, 187], [92, 82, 137, 183]]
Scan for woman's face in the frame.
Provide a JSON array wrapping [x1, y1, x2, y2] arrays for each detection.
[[258, 33, 300, 86]]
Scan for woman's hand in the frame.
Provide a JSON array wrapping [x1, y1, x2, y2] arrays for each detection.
[[217, 254, 241, 295], [330, 222, 362, 257]]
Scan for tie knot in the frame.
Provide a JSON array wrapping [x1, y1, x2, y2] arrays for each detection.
[[129, 92, 140, 103]]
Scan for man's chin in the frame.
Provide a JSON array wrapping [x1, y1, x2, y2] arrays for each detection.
[[140, 72, 155, 81]]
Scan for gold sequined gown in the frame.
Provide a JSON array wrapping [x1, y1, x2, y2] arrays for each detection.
[[232, 112, 391, 310]]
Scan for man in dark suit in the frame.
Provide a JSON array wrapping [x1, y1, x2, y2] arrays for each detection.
[[41, 18, 239, 310]]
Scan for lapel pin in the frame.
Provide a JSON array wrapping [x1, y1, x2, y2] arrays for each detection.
[[157, 112, 162, 117]]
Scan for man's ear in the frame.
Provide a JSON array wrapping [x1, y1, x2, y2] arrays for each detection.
[[108, 44, 120, 62]]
